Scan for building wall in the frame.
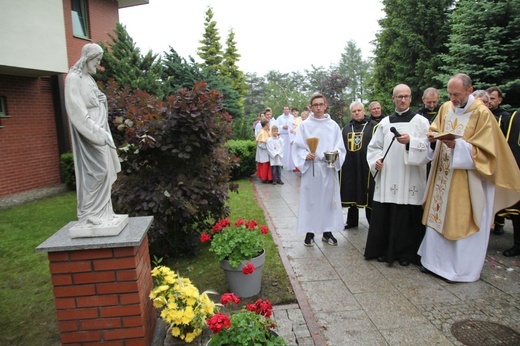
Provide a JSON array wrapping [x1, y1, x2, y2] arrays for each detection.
[[0, 0, 68, 76], [63, 0, 120, 67], [0, 0, 120, 199], [0, 75, 61, 197]]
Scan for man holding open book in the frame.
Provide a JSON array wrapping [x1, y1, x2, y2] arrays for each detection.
[[418, 73, 520, 283]]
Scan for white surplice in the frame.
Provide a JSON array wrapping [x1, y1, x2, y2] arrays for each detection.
[[367, 115, 432, 205], [277, 113, 296, 170], [266, 136, 284, 166], [292, 115, 346, 234]]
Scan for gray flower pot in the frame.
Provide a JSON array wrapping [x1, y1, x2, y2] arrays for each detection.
[[219, 250, 265, 298]]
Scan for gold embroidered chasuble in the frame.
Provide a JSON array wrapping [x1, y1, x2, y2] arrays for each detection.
[[423, 100, 520, 240]]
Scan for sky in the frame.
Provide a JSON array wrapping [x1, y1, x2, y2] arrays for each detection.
[[119, 0, 385, 76]]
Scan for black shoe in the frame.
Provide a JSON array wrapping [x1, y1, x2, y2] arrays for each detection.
[[420, 265, 430, 274], [377, 256, 386, 262], [503, 245, 520, 257], [278, 180, 284, 185], [304, 232, 315, 247], [322, 232, 338, 246], [344, 223, 358, 230], [398, 258, 410, 266], [272, 181, 277, 185], [493, 225, 505, 235]]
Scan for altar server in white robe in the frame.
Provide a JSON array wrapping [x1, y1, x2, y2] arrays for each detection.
[[419, 73, 520, 283], [292, 94, 346, 247], [277, 106, 296, 171], [364, 84, 432, 266]]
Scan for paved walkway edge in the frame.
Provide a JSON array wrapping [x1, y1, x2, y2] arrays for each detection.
[[253, 180, 328, 346]]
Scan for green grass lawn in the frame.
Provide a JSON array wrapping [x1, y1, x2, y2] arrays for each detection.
[[0, 179, 295, 345]]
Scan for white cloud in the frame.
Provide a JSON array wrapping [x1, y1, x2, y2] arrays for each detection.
[[119, 0, 384, 75]]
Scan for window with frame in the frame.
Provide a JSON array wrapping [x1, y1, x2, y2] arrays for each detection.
[[71, 0, 89, 39], [0, 96, 7, 118], [0, 96, 7, 129]]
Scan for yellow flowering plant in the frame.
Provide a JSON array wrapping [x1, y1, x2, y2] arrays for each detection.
[[149, 265, 216, 343]]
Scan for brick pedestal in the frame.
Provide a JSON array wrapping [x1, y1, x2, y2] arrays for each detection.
[[37, 216, 156, 346]]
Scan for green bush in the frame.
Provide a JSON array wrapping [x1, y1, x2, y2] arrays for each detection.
[[60, 153, 76, 191], [226, 140, 256, 180], [231, 116, 255, 140]]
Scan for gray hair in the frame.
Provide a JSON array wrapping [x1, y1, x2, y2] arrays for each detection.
[[422, 87, 439, 98], [369, 101, 381, 109], [349, 100, 364, 112], [472, 89, 490, 100], [450, 73, 472, 89]]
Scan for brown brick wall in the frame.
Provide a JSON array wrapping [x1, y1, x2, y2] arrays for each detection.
[[63, 0, 120, 68], [0, 75, 61, 197], [48, 236, 156, 345]]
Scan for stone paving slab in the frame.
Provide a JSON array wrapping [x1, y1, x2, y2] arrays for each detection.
[[253, 170, 520, 345]]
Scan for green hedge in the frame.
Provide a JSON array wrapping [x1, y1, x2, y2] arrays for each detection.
[[226, 140, 256, 180], [60, 153, 76, 191]]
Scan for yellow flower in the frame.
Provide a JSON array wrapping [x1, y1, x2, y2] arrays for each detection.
[[150, 266, 216, 343], [151, 266, 161, 277], [182, 306, 195, 324], [171, 326, 181, 337], [185, 331, 198, 343]]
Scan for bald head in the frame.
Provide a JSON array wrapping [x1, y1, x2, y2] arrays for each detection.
[[447, 74, 473, 108], [392, 84, 412, 112]]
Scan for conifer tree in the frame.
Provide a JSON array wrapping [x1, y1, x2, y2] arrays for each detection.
[[338, 40, 372, 104], [95, 23, 164, 98], [197, 6, 223, 71], [440, 0, 520, 107], [371, 0, 453, 109], [222, 29, 248, 110]]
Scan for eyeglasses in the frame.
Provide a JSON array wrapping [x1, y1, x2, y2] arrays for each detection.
[[395, 95, 411, 100], [311, 103, 326, 108]]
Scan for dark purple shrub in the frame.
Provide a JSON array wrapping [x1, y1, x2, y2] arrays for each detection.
[[104, 80, 238, 258]]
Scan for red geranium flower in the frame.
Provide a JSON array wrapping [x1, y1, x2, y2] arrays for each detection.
[[245, 220, 258, 229], [242, 262, 255, 275], [200, 233, 211, 243], [260, 225, 269, 234], [220, 293, 240, 306], [212, 223, 223, 233], [246, 299, 273, 318], [235, 219, 244, 227], [206, 313, 231, 333]]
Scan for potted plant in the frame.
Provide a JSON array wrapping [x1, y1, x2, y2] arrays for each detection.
[[200, 218, 270, 297], [149, 265, 217, 343], [205, 293, 286, 346]]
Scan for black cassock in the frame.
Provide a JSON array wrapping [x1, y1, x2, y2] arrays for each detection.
[[339, 117, 377, 225]]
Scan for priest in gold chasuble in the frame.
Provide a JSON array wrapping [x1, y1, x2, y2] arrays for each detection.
[[419, 74, 520, 283]]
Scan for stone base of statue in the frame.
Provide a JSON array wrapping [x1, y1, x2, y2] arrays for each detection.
[[69, 214, 129, 238]]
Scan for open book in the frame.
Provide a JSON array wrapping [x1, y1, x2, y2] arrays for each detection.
[[433, 132, 461, 140]]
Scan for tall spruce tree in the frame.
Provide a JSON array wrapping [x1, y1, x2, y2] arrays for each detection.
[[372, 0, 453, 109], [95, 23, 164, 98], [197, 6, 224, 71], [222, 29, 247, 111], [440, 0, 520, 107], [338, 40, 372, 104], [161, 47, 242, 118]]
